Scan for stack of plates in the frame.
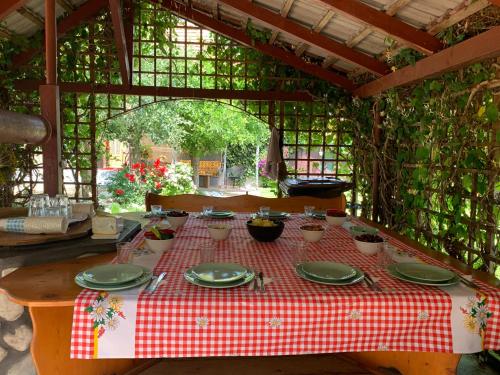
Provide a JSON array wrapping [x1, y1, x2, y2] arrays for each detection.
[[267, 211, 290, 220], [387, 263, 459, 286], [208, 211, 234, 219], [295, 261, 364, 285], [75, 264, 153, 291], [184, 262, 254, 288]]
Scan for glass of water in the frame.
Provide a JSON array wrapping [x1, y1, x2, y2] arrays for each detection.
[[259, 206, 270, 219], [202, 205, 213, 217], [304, 205, 315, 218], [200, 243, 215, 263], [151, 205, 163, 216], [116, 242, 134, 264], [293, 240, 308, 266]]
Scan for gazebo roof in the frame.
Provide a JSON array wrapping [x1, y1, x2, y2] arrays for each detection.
[[1, 0, 499, 94]]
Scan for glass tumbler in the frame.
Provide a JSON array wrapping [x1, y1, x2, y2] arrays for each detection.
[[202, 205, 213, 217], [259, 206, 270, 219], [151, 205, 163, 216], [304, 205, 315, 218], [293, 240, 309, 266], [116, 242, 134, 264], [200, 243, 215, 263]]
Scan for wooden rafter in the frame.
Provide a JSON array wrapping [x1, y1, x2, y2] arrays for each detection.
[[217, 0, 388, 75], [56, 0, 74, 13], [152, 0, 356, 91], [109, 0, 131, 86], [11, 0, 107, 67], [354, 26, 500, 97], [427, 0, 491, 35], [384, 0, 412, 16], [14, 80, 316, 101], [0, 26, 13, 38], [269, 0, 295, 45], [294, 9, 334, 58], [0, 0, 28, 20], [316, 0, 442, 55], [17, 7, 44, 27]]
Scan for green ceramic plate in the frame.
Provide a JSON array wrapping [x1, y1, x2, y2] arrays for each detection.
[[191, 262, 247, 283], [295, 264, 364, 286], [312, 211, 326, 219], [184, 269, 254, 289], [301, 261, 356, 281], [268, 211, 290, 220], [76, 266, 152, 291], [349, 225, 379, 237], [83, 264, 144, 285], [209, 211, 234, 218], [387, 264, 459, 286], [395, 263, 455, 282]]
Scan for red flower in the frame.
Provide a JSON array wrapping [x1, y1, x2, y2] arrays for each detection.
[[158, 166, 167, 175], [131, 162, 141, 170], [155, 182, 162, 189], [154, 159, 161, 169], [125, 173, 136, 183], [115, 189, 124, 196]]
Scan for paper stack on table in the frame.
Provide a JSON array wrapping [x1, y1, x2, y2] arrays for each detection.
[[91, 216, 124, 239]]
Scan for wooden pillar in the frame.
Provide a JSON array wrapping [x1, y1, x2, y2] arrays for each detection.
[[41, 0, 61, 195], [371, 101, 381, 222]]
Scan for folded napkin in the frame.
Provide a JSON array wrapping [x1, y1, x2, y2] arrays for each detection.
[[0, 217, 69, 234], [92, 216, 122, 235]]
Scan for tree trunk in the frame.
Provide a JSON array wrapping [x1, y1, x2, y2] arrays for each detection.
[[191, 156, 200, 187]]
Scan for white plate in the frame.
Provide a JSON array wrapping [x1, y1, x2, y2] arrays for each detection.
[[191, 262, 247, 283], [296, 265, 364, 286], [68, 213, 88, 224], [184, 269, 254, 289], [75, 266, 152, 291]]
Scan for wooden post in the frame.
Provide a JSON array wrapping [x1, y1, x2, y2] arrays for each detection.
[[371, 101, 381, 222], [40, 0, 62, 196]]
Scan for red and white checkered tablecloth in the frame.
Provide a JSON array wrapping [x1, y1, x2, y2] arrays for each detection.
[[71, 214, 500, 358]]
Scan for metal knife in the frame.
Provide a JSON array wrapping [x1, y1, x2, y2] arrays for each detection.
[[258, 271, 265, 292], [146, 272, 166, 293]]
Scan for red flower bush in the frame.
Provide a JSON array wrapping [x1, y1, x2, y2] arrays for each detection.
[[115, 189, 125, 196]]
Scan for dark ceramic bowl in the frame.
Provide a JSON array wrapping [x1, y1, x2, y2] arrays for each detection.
[[246, 220, 285, 242]]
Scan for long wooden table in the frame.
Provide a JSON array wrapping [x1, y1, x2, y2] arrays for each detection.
[[0, 208, 498, 374]]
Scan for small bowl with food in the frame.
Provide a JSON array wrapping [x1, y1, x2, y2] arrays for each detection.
[[144, 227, 175, 253], [207, 223, 232, 241], [300, 224, 325, 242], [325, 209, 347, 226], [354, 234, 384, 255], [246, 218, 284, 242], [166, 210, 189, 229]]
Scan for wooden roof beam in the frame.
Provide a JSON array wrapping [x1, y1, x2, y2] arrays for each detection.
[[354, 26, 500, 97], [0, 0, 28, 20], [217, 0, 388, 76], [14, 80, 317, 101], [17, 7, 44, 28], [317, 0, 443, 55], [295, 9, 335, 58], [151, 0, 356, 91], [269, 0, 295, 45], [109, 0, 131, 86], [11, 0, 108, 67]]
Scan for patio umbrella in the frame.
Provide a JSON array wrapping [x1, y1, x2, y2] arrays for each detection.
[[265, 127, 282, 180]]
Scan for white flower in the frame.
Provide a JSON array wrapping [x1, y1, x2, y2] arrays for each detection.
[[196, 317, 209, 328], [106, 316, 120, 331], [90, 299, 108, 322], [268, 318, 282, 328], [348, 310, 362, 320], [417, 311, 429, 320], [475, 304, 490, 328]]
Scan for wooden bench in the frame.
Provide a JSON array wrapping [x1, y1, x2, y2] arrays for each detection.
[[145, 193, 347, 213]]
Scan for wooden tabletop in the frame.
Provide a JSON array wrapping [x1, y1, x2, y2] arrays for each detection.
[[0, 253, 114, 307], [0, 216, 498, 308]]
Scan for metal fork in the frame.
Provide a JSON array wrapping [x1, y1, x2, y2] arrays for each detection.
[[258, 271, 265, 292], [364, 272, 382, 292]]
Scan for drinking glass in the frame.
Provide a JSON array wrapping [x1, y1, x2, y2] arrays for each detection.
[[28, 195, 46, 217], [376, 240, 393, 270], [202, 205, 213, 217], [259, 206, 270, 219], [293, 240, 308, 266], [151, 205, 163, 216], [56, 194, 69, 217], [116, 242, 134, 264], [200, 243, 215, 263], [304, 205, 315, 218]]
